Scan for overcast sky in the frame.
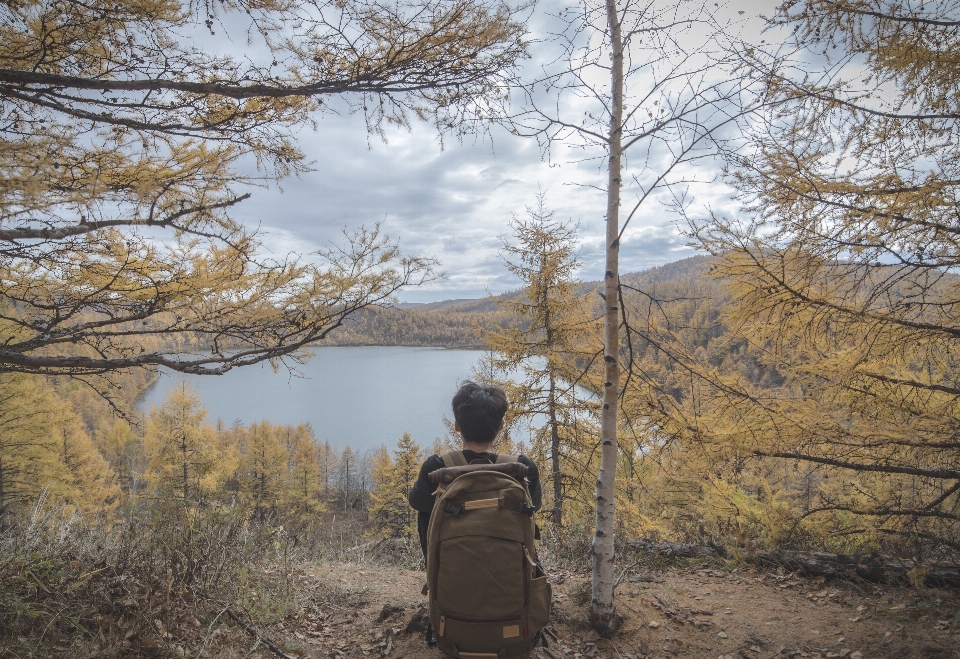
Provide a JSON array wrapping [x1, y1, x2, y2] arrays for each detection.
[[229, 0, 774, 303]]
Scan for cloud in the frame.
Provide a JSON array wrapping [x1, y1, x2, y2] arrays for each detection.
[[226, 0, 774, 302], [235, 114, 722, 301]]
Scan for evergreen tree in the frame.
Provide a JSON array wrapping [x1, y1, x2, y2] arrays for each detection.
[[56, 423, 122, 517], [392, 434, 423, 535], [484, 194, 600, 530], [238, 421, 289, 520], [143, 384, 232, 505], [370, 434, 423, 538], [0, 373, 124, 524], [368, 445, 395, 534], [288, 428, 325, 522], [101, 418, 144, 494], [0, 374, 70, 524], [432, 420, 460, 457], [689, 0, 960, 554]]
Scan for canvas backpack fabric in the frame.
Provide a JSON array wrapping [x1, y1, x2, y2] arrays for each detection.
[[426, 451, 552, 659]]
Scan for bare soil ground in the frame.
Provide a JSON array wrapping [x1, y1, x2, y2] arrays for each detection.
[[231, 561, 960, 659]]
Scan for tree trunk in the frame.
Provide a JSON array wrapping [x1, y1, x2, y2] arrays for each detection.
[[0, 457, 6, 529], [344, 458, 350, 512], [181, 428, 188, 504], [590, 0, 623, 636], [756, 550, 960, 587], [549, 368, 562, 529], [545, 278, 563, 530]]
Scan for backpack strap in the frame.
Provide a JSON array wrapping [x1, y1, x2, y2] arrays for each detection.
[[496, 454, 531, 500], [441, 451, 468, 468]]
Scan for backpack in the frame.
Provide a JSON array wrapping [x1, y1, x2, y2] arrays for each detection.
[[425, 451, 552, 659]]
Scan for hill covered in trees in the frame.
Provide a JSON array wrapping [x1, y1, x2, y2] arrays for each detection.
[[324, 255, 716, 348]]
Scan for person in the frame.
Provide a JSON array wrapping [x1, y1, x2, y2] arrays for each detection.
[[408, 381, 542, 560]]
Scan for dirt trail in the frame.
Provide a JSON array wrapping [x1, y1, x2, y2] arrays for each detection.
[[255, 562, 960, 659]]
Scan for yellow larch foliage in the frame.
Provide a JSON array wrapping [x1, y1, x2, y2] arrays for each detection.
[[0, 373, 122, 523], [55, 423, 122, 519], [482, 194, 602, 532], [368, 445, 396, 537], [369, 434, 422, 539], [236, 421, 289, 520], [142, 383, 235, 505], [287, 427, 326, 522]]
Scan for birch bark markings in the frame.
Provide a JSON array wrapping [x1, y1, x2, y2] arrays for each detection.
[[590, 0, 624, 635]]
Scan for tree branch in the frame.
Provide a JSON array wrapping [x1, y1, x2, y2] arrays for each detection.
[[757, 451, 960, 480]]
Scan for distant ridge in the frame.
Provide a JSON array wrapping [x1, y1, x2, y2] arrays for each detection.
[[393, 298, 502, 313], [329, 254, 717, 348], [399, 255, 717, 310]]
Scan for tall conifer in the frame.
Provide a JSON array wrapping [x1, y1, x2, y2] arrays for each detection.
[[239, 421, 288, 520], [485, 195, 600, 530], [143, 384, 232, 505]]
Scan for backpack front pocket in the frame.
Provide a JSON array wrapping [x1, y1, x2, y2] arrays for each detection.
[[439, 614, 525, 654], [435, 536, 525, 619]]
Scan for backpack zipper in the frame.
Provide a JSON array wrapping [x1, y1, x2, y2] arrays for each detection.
[[439, 612, 522, 624]]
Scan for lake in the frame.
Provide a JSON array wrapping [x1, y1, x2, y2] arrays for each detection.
[[140, 346, 488, 454]]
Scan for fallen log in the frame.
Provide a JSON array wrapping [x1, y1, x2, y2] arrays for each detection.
[[755, 551, 960, 588], [625, 538, 960, 587], [625, 539, 722, 559]]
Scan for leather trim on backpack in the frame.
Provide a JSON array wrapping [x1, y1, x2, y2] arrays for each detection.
[[442, 451, 468, 468], [495, 454, 520, 464], [443, 496, 536, 517]]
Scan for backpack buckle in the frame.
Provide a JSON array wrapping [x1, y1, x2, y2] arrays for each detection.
[[447, 502, 464, 517], [521, 503, 535, 517]]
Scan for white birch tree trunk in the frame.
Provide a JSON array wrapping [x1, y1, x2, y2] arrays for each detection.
[[590, 0, 623, 635]]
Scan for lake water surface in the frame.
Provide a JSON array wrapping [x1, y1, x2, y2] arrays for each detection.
[[140, 347, 487, 453]]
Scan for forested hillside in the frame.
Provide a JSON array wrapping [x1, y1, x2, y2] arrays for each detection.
[[322, 255, 717, 349], [0, 254, 733, 536], [323, 299, 512, 347]]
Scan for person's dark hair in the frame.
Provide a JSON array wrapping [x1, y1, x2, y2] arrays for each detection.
[[452, 381, 508, 444]]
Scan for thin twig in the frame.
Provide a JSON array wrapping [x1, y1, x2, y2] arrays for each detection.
[[614, 558, 645, 588], [653, 593, 677, 616], [225, 608, 295, 659], [200, 606, 231, 656], [241, 638, 262, 659]]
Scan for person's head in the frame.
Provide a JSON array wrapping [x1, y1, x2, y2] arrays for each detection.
[[451, 381, 508, 445]]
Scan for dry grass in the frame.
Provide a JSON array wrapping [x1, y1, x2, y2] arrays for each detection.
[[0, 497, 319, 658], [0, 496, 431, 659]]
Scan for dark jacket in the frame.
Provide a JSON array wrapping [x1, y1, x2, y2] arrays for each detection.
[[408, 450, 542, 559]]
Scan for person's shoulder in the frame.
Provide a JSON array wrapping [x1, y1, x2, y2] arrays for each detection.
[[516, 454, 539, 472], [420, 454, 444, 471]]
